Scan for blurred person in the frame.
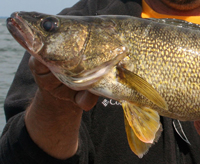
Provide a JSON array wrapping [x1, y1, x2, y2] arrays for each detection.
[[1, 0, 200, 163]]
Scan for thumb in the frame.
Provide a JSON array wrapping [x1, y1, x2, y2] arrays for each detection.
[[75, 91, 99, 111]]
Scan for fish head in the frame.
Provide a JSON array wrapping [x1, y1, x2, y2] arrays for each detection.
[[7, 12, 45, 59], [7, 11, 90, 73], [7, 12, 127, 90]]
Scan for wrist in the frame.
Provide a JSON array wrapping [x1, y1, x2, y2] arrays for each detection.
[[25, 89, 83, 159]]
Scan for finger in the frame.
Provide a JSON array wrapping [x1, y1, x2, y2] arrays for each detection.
[[50, 84, 78, 102], [29, 56, 78, 101], [28, 56, 98, 109], [29, 56, 61, 90], [194, 121, 200, 135], [75, 91, 99, 111], [29, 56, 50, 75], [33, 71, 62, 91]]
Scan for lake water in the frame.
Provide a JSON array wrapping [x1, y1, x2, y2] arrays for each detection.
[[0, 18, 25, 134]]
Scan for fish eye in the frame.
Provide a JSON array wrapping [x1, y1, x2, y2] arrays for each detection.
[[41, 17, 59, 32]]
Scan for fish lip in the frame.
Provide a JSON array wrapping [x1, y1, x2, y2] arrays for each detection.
[[7, 12, 44, 54], [7, 12, 29, 50]]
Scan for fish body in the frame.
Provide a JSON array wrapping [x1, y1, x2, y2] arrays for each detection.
[[7, 12, 200, 157]]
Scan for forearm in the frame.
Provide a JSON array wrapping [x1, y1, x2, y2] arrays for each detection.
[[25, 89, 83, 159], [1, 55, 98, 162]]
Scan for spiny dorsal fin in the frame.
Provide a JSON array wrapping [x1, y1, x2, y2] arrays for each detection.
[[147, 18, 200, 31], [117, 66, 168, 110]]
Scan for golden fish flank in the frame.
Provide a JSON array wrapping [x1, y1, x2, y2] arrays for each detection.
[[7, 12, 200, 158]]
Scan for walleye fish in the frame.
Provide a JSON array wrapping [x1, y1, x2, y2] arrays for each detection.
[[7, 12, 200, 158]]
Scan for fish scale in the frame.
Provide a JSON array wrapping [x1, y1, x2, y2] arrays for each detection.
[[110, 18, 200, 120]]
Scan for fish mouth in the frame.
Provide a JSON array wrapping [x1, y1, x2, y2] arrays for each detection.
[[6, 12, 43, 54]]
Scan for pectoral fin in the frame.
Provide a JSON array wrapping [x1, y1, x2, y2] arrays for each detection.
[[117, 66, 167, 110], [122, 101, 162, 143]]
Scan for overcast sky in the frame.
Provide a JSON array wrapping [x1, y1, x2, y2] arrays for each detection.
[[0, 0, 79, 17]]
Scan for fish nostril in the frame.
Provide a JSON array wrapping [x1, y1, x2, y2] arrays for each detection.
[[7, 18, 13, 23], [11, 12, 19, 18]]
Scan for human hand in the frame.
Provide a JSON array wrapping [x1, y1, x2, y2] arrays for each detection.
[[25, 56, 98, 159], [28, 56, 98, 111]]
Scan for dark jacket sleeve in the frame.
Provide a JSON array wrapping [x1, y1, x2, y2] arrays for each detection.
[[0, 111, 96, 164]]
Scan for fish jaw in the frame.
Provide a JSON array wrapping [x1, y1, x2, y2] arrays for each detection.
[[7, 12, 44, 57], [53, 63, 113, 90]]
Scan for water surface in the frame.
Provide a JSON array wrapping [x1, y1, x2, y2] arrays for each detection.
[[0, 18, 24, 134]]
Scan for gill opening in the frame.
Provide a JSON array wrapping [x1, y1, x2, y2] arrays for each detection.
[[67, 23, 92, 74]]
